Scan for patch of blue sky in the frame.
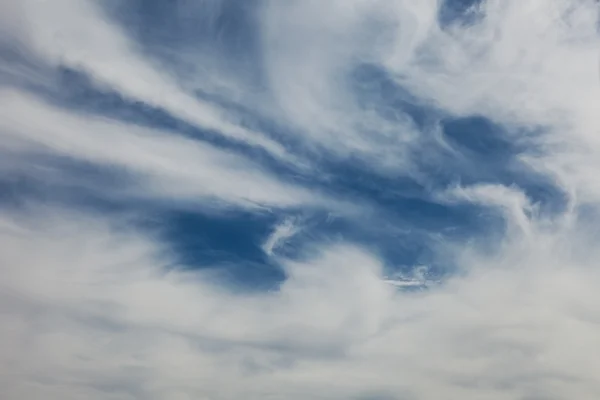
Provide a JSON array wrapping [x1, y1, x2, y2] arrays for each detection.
[[351, 63, 439, 131], [102, 0, 266, 88], [148, 208, 285, 291], [0, 153, 138, 213], [438, 0, 485, 28], [439, 116, 569, 214], [152, 197, 490, 289], [0, 155, 282, 290]]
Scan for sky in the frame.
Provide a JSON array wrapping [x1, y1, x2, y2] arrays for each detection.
[[1, 0, 600, 399]]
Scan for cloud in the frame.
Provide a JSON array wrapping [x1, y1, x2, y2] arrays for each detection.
[[3, 0, 292, 162], [257, 0, 426, 168], [1, 201, 600, 399], [0, 88, 325, 209], [257, 0, 600, 194], [2, 0, 600, 399], [392, 0, 600, 202], [262, 217, 301, 256], [441, 183, 535, 235]]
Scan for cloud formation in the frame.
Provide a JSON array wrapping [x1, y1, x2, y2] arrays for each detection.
[[2, 203, 600, 400], [1, 0, 600, 399], [0, 89, 323, 209]]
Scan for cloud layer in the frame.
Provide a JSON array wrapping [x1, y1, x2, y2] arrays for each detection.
[[1, 0, 600, 399]]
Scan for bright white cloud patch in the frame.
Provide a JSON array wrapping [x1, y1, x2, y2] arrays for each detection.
[[1, 0, 600, 399]]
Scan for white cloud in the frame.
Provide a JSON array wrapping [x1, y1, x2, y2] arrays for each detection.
[[441, 183, 535, 235], [6, 0, 593, 196], [262, 217, 301, 256], [1, 203, 600, 399], [256, 0, 426, 169], [3, 0, 292, 162], [0, 88, 326, 209], [257, 0, 600, 198], [390, 0, 600, 203], [2, 0, 600, 399]]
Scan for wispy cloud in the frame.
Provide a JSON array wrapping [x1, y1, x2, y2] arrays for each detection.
[[440, 183, 535, 235], [2, 0, 600, 399], [0, 89, 323, 209], [262, 217, 301, 256], [6, 0, 293, 161]]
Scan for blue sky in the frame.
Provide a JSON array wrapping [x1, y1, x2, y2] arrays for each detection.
[[1, 0, 600, 399]]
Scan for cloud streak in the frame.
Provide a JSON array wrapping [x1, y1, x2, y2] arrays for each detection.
[[0, 89, 323, 209], [6, 0, 292, 161]]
